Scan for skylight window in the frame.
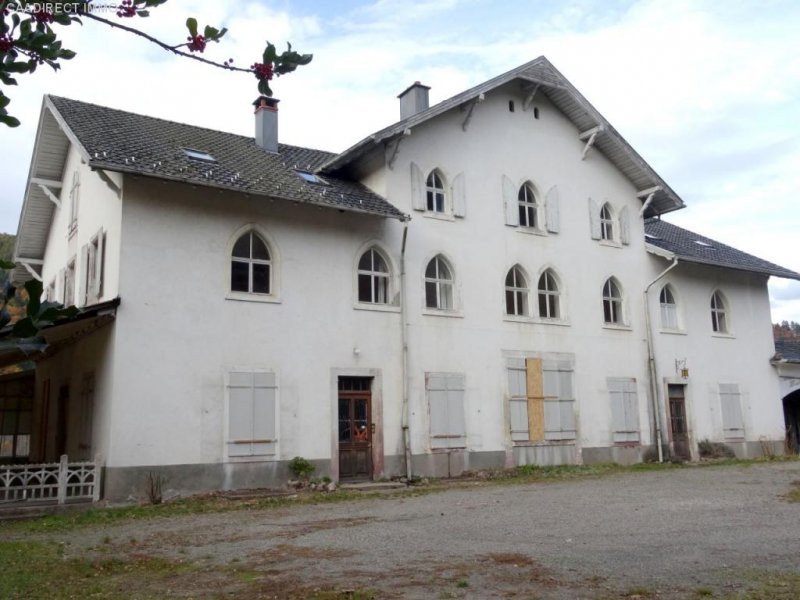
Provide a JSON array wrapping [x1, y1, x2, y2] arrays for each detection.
[[694, 240, 714, 248], [296, 170, 328, 185], [183, 148, 216, 162]]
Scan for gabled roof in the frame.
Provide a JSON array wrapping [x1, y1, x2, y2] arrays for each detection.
[[320, 56, 684, 217], [644, 219, 800, 280], [774, 340, 800, 363], [47, 95, 404, 220]]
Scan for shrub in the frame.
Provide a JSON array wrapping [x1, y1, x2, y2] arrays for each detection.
[[288, 456, 315, 479]]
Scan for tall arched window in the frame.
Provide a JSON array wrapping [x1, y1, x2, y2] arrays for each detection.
[[600, 203, 614, 241], [711, 290, 728, 333], [603, 278, 622, 324], [425, 255, 454, 310], [505, 266, 529, 316], [426, 170, 446, 213], [357, 247, 390, 304], [660, 285, 678, 330], [538, 270, 560, 319], [518, 183, 538, 229], [231, 231, 271, 294]]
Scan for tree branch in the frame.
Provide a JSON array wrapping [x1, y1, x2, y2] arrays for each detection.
[[82, 12, 252, 74]]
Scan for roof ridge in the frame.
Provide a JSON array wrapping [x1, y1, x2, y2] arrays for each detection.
[[46, 94, 337, 158]]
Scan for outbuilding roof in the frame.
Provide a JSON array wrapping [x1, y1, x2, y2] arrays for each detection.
[[644, 219, 800, 280], [774, 340, 800, 363], [321, 56, 685, 217]]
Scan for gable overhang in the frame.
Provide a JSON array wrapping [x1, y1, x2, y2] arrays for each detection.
[[321, 57, 685, 218], [646, 243, 800, 281]]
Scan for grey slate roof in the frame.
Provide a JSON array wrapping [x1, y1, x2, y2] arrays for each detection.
[[645, 219, 800, 280], [321, 56, 684, 217], [774, 340, 800, 363], [46, 96, 405, 220]]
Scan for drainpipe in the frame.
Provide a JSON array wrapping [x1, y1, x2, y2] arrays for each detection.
[[399, 219, 412, 480], [644, 257, 679, 463]]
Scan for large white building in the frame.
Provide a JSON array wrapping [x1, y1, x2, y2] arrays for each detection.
[[7, 57, 799, 501]]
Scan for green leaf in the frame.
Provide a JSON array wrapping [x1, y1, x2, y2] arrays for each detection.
[[186, 17, 198, 38], [0, 73, 18, 85], [24, 279, 42, 318], [5, 61, 31, 73], [59, 49, 76, 60], [262, 42, 277, 64], [0, 259, 15, 269], [257, 79, 272, 96], [137, 10, 149, 17], [0, 114, 20, 127]]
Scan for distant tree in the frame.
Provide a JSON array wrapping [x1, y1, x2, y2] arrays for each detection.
[[0, 1, 312, 126], [774, 321, 800, 340], [0, 233, 14, 262]]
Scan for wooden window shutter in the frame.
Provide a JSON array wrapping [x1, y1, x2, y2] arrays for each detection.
[[719, 383, 744, 440], [507, 358, 529, 441], [619, 205, 631, 245], [545, 185, 560, 233], [525, 358, 545, 441], [503, 175, 518, 226], [451, 172, 466, 218], [588, 197, 601, 240], [410, 162, 425, 211]]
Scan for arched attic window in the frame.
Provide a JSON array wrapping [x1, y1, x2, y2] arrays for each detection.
[[425, 255, 454, 310], [660, 285, 678, 330], [710, 290, 729, 333], [518, 183, 539, 229], [426, 170, 446, 213], [505, 265, 529, 316], [537, 269, 560, 319], [602, 277, 623, 324], [357, 247, 390, 304], [231, 231, 271, 294], [600, 203, 614, 241]]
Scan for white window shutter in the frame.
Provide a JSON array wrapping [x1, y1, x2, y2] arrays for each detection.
[[619, 205, 631, 245], [503, 175, 518, 226], [447, 373, 466, 448], [410, 162, 425, 211], [609, 379, 626, 442], [228, 372, 254, 456], [719, 383, 744, 439], [59, 268, 66, 304], [589, 198, 601, 240], [93, 229, 104, 297], [623, 379, 640, 442], [77, 245, 88, 308], [507, 360, 529, 441], [545, 185, 560, 233], [252, 372, 277, 455], [452, 172, 466, 218]]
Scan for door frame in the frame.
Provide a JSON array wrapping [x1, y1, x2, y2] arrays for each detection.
[[663, 379, 695, 460], [330, 368, 384, 482]]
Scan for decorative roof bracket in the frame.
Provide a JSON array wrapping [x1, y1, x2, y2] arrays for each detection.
[[461, 93, 485, 131], [578, 125, 603, 160], [96, 169, 122, 198], [637, 186, 662, 217], [522, 84, 540, 111], [19, 261, 43, 282], [387, 129, 411, 170], [31, 178, 62, 209]]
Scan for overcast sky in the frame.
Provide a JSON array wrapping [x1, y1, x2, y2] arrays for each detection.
[[1, 0, 798, 322]]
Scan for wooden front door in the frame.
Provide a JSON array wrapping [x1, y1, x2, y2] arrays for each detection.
[[338, 377, 372, 480], [668, 384, 690, 460]]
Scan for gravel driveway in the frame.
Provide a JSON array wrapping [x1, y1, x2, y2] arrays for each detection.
[[16, 461, 800, 598]]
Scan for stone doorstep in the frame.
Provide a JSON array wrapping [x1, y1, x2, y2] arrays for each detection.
[[339, 481, 408, 491]]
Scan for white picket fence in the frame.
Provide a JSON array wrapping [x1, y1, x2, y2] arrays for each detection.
[[0, 455, 101, 504]]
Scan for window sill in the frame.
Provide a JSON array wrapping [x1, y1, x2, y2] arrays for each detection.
[[598, 240, 622, 249], [422, 308, 463, 319], [512, 440, 575, 447], [659, 328, 687, 336], [422, 212, 455, 222], [515, 227, 547, 237], [67, 224, 78, 239], [711, 332, 736, 339], [354, 302, 401, 314], [226, 292, 281, 304], [503, 315, 570, 327], [227, 455, 278, 463], [603, 323, 632, 331]]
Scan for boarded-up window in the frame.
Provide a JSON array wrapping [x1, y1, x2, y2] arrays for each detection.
[[608, 378, 639, 443], [719, 383, 744, 440], [427, 373, 466, 449], [506, 357, 575, 442], [227, 371, 278, 457]]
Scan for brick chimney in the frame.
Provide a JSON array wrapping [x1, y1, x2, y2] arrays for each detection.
[[254, 96, 280, 153], [398, 82, 430, 120]]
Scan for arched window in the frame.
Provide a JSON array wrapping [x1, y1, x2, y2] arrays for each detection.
[[660, 285, 678, 330], [600, 203, 614, 241], [231, 231, 271, 294], [603, 278, 622, 324], [538, 270, 560, 319], [426, 170, 446, 213], [710, 290, 728, 333], [425, 255, 453, 310], [518, 183, 538, 229], [505, 266, 529, 316], [357, 247, 390, 304]]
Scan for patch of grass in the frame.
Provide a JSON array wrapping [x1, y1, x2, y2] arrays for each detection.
[[783, 480, 800, 503], [729, 569, 800, 599], [694, 586, 714, 597], [623, 586, 656, 598], [456, 579, 469, 588]]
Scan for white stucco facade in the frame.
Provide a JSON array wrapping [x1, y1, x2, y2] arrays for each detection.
[[13, 67, 794, 501]]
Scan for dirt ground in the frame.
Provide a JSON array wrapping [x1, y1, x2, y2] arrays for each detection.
[[5, 461, 800, 598]]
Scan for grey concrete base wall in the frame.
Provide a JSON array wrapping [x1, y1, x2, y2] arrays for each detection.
[[727, 440, 785, 459], [513, 444, 577, 466], [582, 445, 648, 465], [103, 459, 331, 503], [408, 451, 507, 478]]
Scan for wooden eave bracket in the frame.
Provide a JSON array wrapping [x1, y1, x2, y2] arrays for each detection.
[[386, 129, 411, 170], [461, 93, 485, 131], [522, 83, 540, 111], [637, 186, 662, 216], [578, 125, 603, 160], [96, 169, 121, 197], [18, 260, 43, 282], [31, 177, 62, 209]]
